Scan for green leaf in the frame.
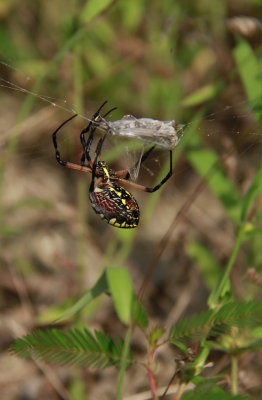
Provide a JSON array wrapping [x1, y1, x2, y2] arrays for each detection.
[[54, 268, 148, 328], [106, 267, 134, 324], [118, 0, 146, 31], [169, 339, 187, 354], [81, 0, 113, 24], [148, 327, 164, 346], [212, 301, 262, 328], [182, 83, 224, 107], [182, 387, 254, 400], [133, 301, 148, 329], [169, 301, 262, 344], [106, 268, 148, 328], [169, 309, 214, 343], [10, 328, 132, 369], [233, 37, 262, 123], [191, 375, 221, 390]]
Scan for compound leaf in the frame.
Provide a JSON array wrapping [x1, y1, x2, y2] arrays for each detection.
[[10, 327, 132, 370]]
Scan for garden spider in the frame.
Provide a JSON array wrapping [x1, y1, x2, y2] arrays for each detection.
[[52, 101, 173, 228]]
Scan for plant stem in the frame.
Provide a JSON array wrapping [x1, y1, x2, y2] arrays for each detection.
[[208, 225, 245, 307], [231, 355, 238, 395], [147, 349, 158, 400], [220, 227, 245, 288], [117, 326, 132, 400]]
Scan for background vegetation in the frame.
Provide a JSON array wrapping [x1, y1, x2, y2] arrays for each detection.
[[1, 0, 262, 399]]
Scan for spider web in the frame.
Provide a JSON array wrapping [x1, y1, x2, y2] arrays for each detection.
[[0, 58, 261, 184]]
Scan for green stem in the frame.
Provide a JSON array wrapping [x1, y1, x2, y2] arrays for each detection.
[[220, 227, 245, 286], [231, 355, 238, 395], [117, 326, 132, 400], [208, 225, 245, 307]]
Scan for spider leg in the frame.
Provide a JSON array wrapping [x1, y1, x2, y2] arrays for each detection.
[[89, 132, 108, 192], [101, 106, 118, 119], [83, 105, 117, 164], [52, 114, 92, 174], [52, 114, 78, 167], [80, 101, 108, 166], [146, 150, 173, 192], [80, 125, 96, 167], [80, 102, 117, 166], [116, 150, 173, 193]]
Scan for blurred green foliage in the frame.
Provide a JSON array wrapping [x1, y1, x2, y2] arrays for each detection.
[[1, 0, 262, 398]]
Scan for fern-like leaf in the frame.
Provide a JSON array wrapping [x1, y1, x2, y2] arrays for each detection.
[[10, 328, 132, 369], [212, 301, 262, 327], [169, 301, 262, 343], [169, 309, 214, 342]]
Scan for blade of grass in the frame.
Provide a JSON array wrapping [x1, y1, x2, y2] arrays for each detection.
[[81, 0, 114, 24], [233, 37, 262, 123]]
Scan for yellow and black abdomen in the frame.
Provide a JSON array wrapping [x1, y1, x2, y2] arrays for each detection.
[[89, 183, 139, 228]]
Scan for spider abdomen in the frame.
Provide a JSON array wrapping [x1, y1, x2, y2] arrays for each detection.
[[89, 183, 139, 228]]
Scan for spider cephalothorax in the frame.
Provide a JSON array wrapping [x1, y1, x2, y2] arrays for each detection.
[[52, 101, 173, 229]]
